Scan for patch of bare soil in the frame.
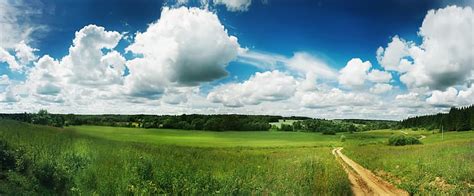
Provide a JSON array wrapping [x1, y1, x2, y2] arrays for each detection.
[[333, 147, 409, 196]]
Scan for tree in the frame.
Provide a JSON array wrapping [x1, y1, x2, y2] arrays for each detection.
[[32, 109, 51, 125], [348, 124, 356, 134]]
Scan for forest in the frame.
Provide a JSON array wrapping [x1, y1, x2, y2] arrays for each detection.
[[0, 111, 394, 133], [401, 105, 474, 131]]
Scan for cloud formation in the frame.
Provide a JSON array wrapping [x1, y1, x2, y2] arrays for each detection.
[[125, 7, 240, 98], [208, 70, 297, 107], [378, 6, 473, 90]]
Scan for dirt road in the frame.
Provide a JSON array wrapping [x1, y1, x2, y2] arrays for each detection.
[[333, 147, 409, 196]]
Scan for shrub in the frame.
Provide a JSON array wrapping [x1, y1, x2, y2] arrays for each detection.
[[340, 135, 346, 142], [322, 130, 336, 135], [388, 135, 421, 146], [280, 124, 293, 132]]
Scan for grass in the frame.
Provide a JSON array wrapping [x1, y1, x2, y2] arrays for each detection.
[[69, 125, 342, 147], [343, 129, 474, 195], [0, 120, 351, 195], [2, 119, 472, 195], [269, 119, 301, 129]]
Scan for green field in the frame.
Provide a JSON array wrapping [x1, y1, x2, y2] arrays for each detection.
[[70, 125, 342, 147], [0, 120, 472, 195], [344, 130, 474, 195], [0, 120, 350, 195]]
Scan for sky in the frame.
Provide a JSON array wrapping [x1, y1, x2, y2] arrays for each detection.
[[0, 0, 473, 120]]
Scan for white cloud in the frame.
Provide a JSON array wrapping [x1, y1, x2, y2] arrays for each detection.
[[367, 69, 392, 83], [376, 36, 411, 72], [125, 7, 240, 98], [237, 50, 286, 69], [300, 88, 375, 108], [0, 47, 21, 71], [28, 55, 64, 96], [0, 75, 10, 86], [426, 86, 474, 107], [338, 58, 372, 88], [379, 6, 474, 90], [0, 0, 36, 49], [62, 25, 125, 86], [14, 41, 38, 65], [208, 70, 297, 107], [286, 52, 337, 80], [369, 83, 393, 94], [213, 0, 251, 11]]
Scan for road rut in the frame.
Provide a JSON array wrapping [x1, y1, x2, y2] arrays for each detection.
[[333, 147, 409, 196]]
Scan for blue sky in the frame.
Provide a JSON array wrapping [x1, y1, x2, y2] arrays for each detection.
[[0, 0, 473, 119]]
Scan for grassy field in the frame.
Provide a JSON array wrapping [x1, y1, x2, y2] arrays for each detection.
[[1, 120, 472, 195], [69, 125, 342, 147], [0, 120, 351, 195], [344, 129, 474, 195]]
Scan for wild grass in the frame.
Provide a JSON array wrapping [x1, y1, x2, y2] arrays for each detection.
[[0, 120, 351, 195], [69, 125, 343, 147], [344, 129, 474, 195]]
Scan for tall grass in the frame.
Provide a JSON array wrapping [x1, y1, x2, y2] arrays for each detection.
[[0, 120, 351, 195], [344, 130, 474, 195]]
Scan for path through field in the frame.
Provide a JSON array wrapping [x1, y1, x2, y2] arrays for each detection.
[[333, 147, 409, 196]]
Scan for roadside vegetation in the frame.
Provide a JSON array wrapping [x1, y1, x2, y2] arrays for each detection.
[[344, 130, 474, 195]]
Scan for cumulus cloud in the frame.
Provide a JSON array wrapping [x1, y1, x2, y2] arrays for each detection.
[[208, 70, 297, 107], [369, 83, 393, 94], [426, 86, 474, 107], [300, 88, 375, 108], [376, 36, 411, 72], [338, 58, 372, 88], [28, 55, 64, 96], [378, 6, 474, 90], [0, 47, 21, 71], [213, 0, 252, 11], [125, 7, 240, 98], [367, 69, 392, 83], [14, 41, 38, 65], [62, 25, 125, 86], [0, 75, 10, 86], [286, 52, 338, 80]]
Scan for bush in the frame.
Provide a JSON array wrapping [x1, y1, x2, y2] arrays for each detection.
[[340, 135, 346, 142], [388, 135, 421, 146], [280, 124, 293, 132], [322, 129, 336, 135]]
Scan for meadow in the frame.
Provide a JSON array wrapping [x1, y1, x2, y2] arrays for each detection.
[[1, 119, 472, 195], [344, 130, 474, 195], [0, 120, 351, 195]]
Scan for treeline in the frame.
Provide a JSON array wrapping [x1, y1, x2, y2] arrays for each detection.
[[401, 105, 474, 131], [276, 119, 398, 134], [0, 111, 283, 131], [0, 110, 399, 132]]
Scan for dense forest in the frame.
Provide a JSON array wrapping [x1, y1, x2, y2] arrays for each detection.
[[401, 105, 474, 131], [0, 111, 280, 131], [0, 110, 397, 132]]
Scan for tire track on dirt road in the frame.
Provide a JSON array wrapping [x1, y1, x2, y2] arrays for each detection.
[[333, 147, 409, 196]]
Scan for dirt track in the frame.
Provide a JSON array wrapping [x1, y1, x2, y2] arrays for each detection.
[[333, 147, 409, 196]]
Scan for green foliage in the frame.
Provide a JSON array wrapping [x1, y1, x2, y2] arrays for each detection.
[[401, 105, 474, 132], [0, 120, 351, 195], [279, 124, 293, 132], [388, 135, 422, 146], [340, 135, 346, 142]]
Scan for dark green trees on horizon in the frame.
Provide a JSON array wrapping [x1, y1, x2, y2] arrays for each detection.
[[401, 105, 474, 131]]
